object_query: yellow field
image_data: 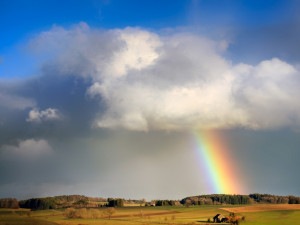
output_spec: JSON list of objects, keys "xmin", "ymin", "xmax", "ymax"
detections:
[
  {"xmin": 1, "ymin": 204, "xmax": 300, "ymax": 225},
  {"xmin": 123, "ymin": 203, "xmax": 144, "ymax": 207},
  {"xmin": 221, "ymin": 204, "xmax": 300, "ymax": 213}
]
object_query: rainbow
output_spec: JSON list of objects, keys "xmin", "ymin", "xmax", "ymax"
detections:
[{"xmin": 192, "ymin": 130, "xmax": 243, "ymax": 194}]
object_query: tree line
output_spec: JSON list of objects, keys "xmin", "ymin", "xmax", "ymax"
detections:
[
  {"xmin": 0, "ymin": 198, "xmax": 19, "ymax": 209},
  {"xmin": 154, "ymin": 200, "xmax": 177, "ymax": 206},
  {"xmin": 1, "ymin": 193, "xmax": 299, "ymax": 210},
  {"xmin": 249, "ymin": 193, "xmax": 290, "ymax": 204},
  {"xmin": 181, "ymin": 194, "xmax": 251, "ymax": 206},
  {"xmin": 181, "ymin": 194, "xmax": 300, "ymax": 206},
  {"xmin": 19, "ymin": 197, "xmax": 56, "ymax": 210}
]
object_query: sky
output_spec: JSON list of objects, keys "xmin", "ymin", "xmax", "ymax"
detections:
[{"xmin": 0, "ymin": 0, "xmax": 300, "ymax": 201}]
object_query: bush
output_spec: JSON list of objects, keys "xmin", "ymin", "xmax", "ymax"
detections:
[
  {"xmin": 64, "ymin": 207, "xmax": 103, "ymax": 219},
  {"xmin": 64, "ymin": 207, "xmax": 77, "ymax": 218},
  {"xmin": 77, "ymin": 208, "xmax": 88, "ymax": 218},
  {"xmin": 90, "ymin": 208, "xmax": 102, "ymax": 219}
]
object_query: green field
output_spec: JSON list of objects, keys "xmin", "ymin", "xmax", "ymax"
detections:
[{"xmin": 0, "ymin": 204, "xmax": 299, "ymax": 225}]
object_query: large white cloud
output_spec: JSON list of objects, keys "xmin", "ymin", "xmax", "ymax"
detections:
[
  {"xmin": 29, "ymin": 23, "xmax": 300, "ymax": 131},
  {"xmin": 232, "ymin": 58, "xmax": 300, "ymax": 129}
]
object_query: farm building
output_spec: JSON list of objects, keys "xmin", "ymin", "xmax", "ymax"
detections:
[{"xmin": 213, "ymin": 214, "xmax": 228, "ymax": 223}]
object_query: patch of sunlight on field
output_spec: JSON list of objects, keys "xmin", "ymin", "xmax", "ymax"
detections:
[
  {"xmin": 221, "ymin": 204, "xmax": 300, "ymax": 213},
  {"xmin": 241, "ymin": 210, "xmax": 300, "ymax": 225},
  {"xmin": 123, "ymin": 203, "xmax": 143, "ymax": 207}
]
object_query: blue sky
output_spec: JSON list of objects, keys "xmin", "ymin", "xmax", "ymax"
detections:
[
  {"xmin": 1, "ymin": 0, "xmax": 299, "ymax": 78},
  {"xmin": 1, "ymin": 0, "xmax": 300, "ymax": 200}
]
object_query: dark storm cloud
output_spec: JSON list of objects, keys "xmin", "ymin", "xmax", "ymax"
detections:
[{"xmin": 0, "ymin": 73, "xmax": 104, "ymax": 144}]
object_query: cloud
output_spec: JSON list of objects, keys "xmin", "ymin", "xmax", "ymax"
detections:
[
  {"xmin": 26, "ymin": 108, "xmax": 61, "ymax": 123},
  {"xmin": 0, "ymin": 139, "xmax": 53, "ymax": 160},
  {"xmin": 1, "ymin": 23, "xmax": 300, "ymax": 200},
  {"xmin": 27, "ymin": 23, "xmax": 300, "ymax": 131},
  {"xmin": 0, "ymin": 92, "xmax": 35, "ymax": 110},
  {"xmin": 232, "ymin": 58, "xmax": 300, "ymax": 129}
]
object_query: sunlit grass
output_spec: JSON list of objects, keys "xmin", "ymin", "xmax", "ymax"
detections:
[{"xmin": 0, "ymin": 205, "xmax": 299, "ymax": 225}]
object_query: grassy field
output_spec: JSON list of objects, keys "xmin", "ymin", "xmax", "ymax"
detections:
[{"xmin": 0, "ymin": 204, "xmax": 299, "ymax": 225}]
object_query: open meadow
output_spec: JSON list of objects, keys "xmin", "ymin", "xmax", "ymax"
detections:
[{"xmin": 1, "ymin": 204, "xmax": 300, "ymax": 225}]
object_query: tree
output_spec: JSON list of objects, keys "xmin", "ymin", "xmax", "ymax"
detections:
[
  {"xmin": 289, "ymin": 196, "xmax": 300, "ymax": 204},
  {"xmin": 108, "ymin": 198, "xmax": 124, "ymax": 207},
  {"xmin": 19, "ymin": 198, "xmax": 56, "ymax": 210},
  {"xmin": 184, "ymin": 201, "xmax": 191, "ymax": 208},
  {"xmin": 104, "ymin": 207, "xmax": 116, "ymax": 219},
  {"xmin": 0, "ymin": 198, "xmax": 19, "ymax": 209}
]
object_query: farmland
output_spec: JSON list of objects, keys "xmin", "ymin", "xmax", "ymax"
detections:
[{"xmin": 1, "ymin": 204, "xmax": 300, "ymax": 225}]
